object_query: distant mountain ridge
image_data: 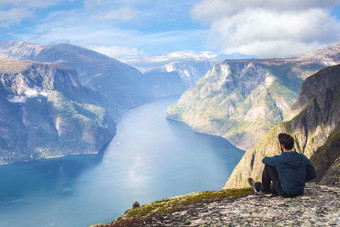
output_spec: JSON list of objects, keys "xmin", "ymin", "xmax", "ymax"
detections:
[
  {"xmin": 142, "ymin": 70, "xmax": 185, "ymax": 98},
  {"xmin": 224, "ymin": 64, "xmax": 340, "ymax": 189},
  {"xmin": 0, "ymin": 41, "xmax": 185, "ymax": 112},
  {"xmin": 167, "ymin": 43, "xmax": 340, "ymax": 151},
  {"xmin": 118, "ymin": 51, "xmax": 257, "ymax": 89},
  {"xmin": 163, "ymin": 60, "xmax": 213, "ymax": 87},
  {"xmin": 290, "ymin": 42, "xmax": 340, "ymax": 66},
  {"xmin": 0, "ymin": 41, "xmax": 46, "ymax": 59},
  {"xmin": 0, "ymin": 41, "xmax": 153, "ymax": 111},
  {"xmin": 0, "ymin": 57, "xmax": 115, "ymax": 164}
]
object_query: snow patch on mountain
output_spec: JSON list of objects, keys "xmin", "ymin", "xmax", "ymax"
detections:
[{"xmin": 7, "ymin": 88, "xmax": 49, "ymax": 103}]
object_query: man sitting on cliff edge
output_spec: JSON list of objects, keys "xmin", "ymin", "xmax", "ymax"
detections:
[{"xmin": 248, "ymin": 133, "xmax": 316, "ymax": 198}]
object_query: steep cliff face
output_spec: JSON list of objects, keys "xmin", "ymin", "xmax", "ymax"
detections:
[
  {"xmin": 167, "ymin": 59, "xmax": 327, "ymax": 150},
  {"xmin": 0, "ymin": 57, "xmax": 115, "ymax": 164},
  {"xmin": 167, "ymin": 44, "xmax": 340, "ymax": 151},
  {"xmin": 224, "ymin": 64, "xmax": 340, "ymax": 189},
  {"xmin": 163, "ymin": 60, "xmax": 213, "ymax": 87}
]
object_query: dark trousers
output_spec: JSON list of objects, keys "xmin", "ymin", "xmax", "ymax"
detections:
[{"xmin": 255, "ymin": 164, "xmax": 297, "ymax": 198}]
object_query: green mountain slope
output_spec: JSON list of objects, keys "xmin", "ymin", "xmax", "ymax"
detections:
[
  {"xmin": 167, "ymin": 44, "xmax": 340, "ymax": 151},
  {"xmin": 167, "ymin": 59, "xmax": 326, "ymax": 150}
]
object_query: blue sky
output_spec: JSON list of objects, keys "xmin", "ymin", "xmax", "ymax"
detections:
[{"xmin": 0, "ymin": 0, "xmax": 340, "ymax": 58}]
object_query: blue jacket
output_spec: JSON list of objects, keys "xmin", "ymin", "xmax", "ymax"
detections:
[{"xmin": 262, "ymin": 151, "xmax": 316, "ymax": 195}]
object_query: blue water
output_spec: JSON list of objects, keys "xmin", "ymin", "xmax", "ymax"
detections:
[{"xmin": 0, "ymin": 97, "xmax": 244, "ymax": 227}]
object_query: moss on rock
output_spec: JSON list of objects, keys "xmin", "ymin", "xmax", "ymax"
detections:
[{"xmin": 93, "ymin": 188, "xmax": 253, "ymax": 227}]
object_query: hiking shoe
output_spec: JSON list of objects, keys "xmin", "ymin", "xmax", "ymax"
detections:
[
  {"xmin": 255, "ymin": 190, "xmax": 272, "ymax": 197},
  {"xmin": 248, "ymin": 178, "xmax": 272, "ymax": 196},
  {"xmin": 247, "ymin": 178, "xmax": 257, "ymax": 192}
]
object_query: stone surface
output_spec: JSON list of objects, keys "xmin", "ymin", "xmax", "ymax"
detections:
[
  {"xmin": 320, "ymin": 157, "xmax": 340, "ymax": 187},
  {"xmin": 95, "ymin": 183, "xmax": 340, "ymax": 227},
  {"xmin": 152, "ymin": 184, "xmax": 340, "ymax": 227}
]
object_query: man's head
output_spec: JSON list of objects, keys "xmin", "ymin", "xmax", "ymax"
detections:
[{"xmin": 278, "ymin": 133, "xmax": 294, "ymax": 151}]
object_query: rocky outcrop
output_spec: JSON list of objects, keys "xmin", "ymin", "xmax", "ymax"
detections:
[
  {"xmin": 167, "ymin": 44, "xmax": 340, "ymax": 151},
  {"xmin": 320, "ymin": 157, "xmax": 340, "ymax": 187},
  {"xmin": 224, "ymin": 64, "xmax": 340, "ymax": 189},
  {"xmin": 93, "ymin": 183, "xmax": 339, "ymax": 226},
  {"xmin": 0, "ymin": 57, "xmax": 115, "ymax": 164}
]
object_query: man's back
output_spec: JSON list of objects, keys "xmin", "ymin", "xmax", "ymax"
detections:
[
  {"xmin": 248, "ymin": 133, "xmax": 316, "ymax": 197},
  {"xmin": 262, "ymin": 151, "xmax": 316, "ymax": 195}
]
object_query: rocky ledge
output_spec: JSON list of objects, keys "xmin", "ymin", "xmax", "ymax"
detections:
[{"xmin": 94, "ymin": 183, "xmax": 339, "ymax": 226}]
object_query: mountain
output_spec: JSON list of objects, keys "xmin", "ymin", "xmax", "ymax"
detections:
[
  {"xmin": 166, "ymin": 43, "xmax": 340, "ymax": 151},
  {"xmin": 163, "ymin": 59, "xmax": 214, "ymax": 87},
  {"xmin": 224, "ymin": 64, "xmax": 340, "ymax": 189},
  {"xmin": 122, "ymin": 56, "xmax": 215, "ymax": 89},
  {"xmin": 117, "ymin": 51, "xmax": 259, "ymax": 89},
  {"xmin": 0, "ymin": 57, "xmax": 115, "ymax": 164},
  {"xmin": 0, "ymin": 41, "xmax": 181, "ymax": 111},
  {"xmin": 117, "ymin": 51, "xmax": 217, "ymax": 71},
  {"xmin": 291, "ymin": 42, "xmax": 340, "ymax": 66},
  {"xmin": 142, "ymin": 70, "xmax": 185, "ymax": 97},
  {"xmin": 0, "ymin": 41, "xmax": 45, "ymax": 59}
]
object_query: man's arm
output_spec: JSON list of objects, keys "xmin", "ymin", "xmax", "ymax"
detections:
[
  {"xmin": 305, "ymin": 159, "xmax": 316, "ymax": 182},
  {"xmin": 262, "ymin": 155, "xmax": 280, "ymax": 166}
]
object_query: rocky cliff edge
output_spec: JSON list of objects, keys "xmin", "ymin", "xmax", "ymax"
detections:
[{"xmin": 92, "ymin": 183, "xmax": 339, "ymax": 226}]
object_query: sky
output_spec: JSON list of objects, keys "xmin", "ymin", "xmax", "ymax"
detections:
[{"xmin": 0, "ymin": 0, "xmax": 340, "ymax": 59}]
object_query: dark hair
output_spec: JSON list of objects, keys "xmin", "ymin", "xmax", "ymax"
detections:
[{"xmin": 278, "ymin": 133, "xmax": 294, "ymax": 150}]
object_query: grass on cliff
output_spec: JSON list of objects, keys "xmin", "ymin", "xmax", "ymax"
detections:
[{"xmin": 113, "ymin": 187, "xmax": 252, "ymax": 223}]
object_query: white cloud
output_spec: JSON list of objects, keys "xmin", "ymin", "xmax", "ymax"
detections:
[
  {"xmin": 7, "ymin": 95, "xmax": 27, "ymax": 103},
  {"xmin": 0, "ymin": 0, "xmax": 69, "ymax": 28},
  {"xmin": 90, "ymin": 45, "xmax": 141, "ymax": 58},
  {"xmin": 192, "ymin": 0, "xmax": 339, "ymax": 21},
  {"xmin": 24, "ymin": 88, "xmax": 39, "ymax": 97},
  {"xmin": 5, "ymin": 1, "xmax": 210, "ymax": 55},
  {"xmin": 16, "ymin": 23, "xmax": 142, "ymax": 47},
  {"xmin": 191, "ymin": 0, "xmax": 340, "ymax": 57},
  {"xmin": 115, "ymin": 50, "xmax": 218, "ymax": 72},
  {"xmin": 92, "ymin": 7, "xmax": 138, "ymax": 21},
  {"xmin": 15, "ymin": 13, "xmax": 209, "ymax": 57},
  {"xmin": 0, "ymin": 0, "xmax": 66, "ymax": 9},
  {"xmin": 0, "ymin": 8, "xmax": 33, "ymax": 28},
  {"xmin": 6, "ymin": 89, "xmax": 47, "ymax": 103}
]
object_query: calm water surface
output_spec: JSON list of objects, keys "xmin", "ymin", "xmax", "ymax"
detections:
[{"xmin": 0, "ymin": 97, "xmax": 244, "ymax": 227}]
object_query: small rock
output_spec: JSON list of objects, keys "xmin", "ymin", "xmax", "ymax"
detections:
[
  {"xmin": 132, "ymin": 201, "xmax": 140, "ymax": 209},
  {"xmin": 300, "ymin": 196, "xmax": 311, "ymax": 200}
]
